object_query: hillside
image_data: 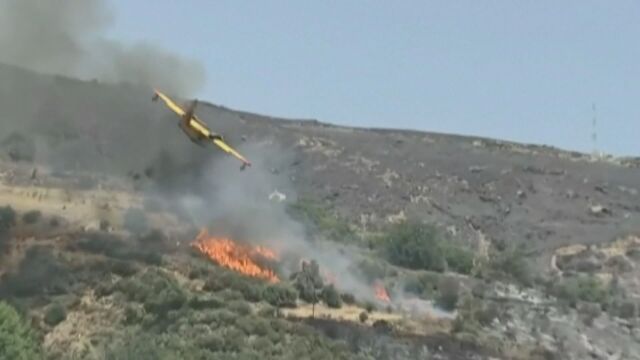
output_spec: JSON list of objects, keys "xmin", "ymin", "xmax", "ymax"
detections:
[{"xmin": 1, "ymin": 63, "xmax": 640, "ymax": 359}]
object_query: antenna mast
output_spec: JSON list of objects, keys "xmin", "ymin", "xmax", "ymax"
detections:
[{"xmin": 591, "ymin": 102, "xmax": 598, "ymax": 158}]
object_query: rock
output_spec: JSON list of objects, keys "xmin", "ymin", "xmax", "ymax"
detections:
[
  {"xmin": 589, "ymin": 204, "xmax": 611, "ymax": 216},
  {"xmin": 469, "ymin": 165, "xmax": 486, "ymax": 173},
  {"xmin": 565, "ymin": 189, "xmax": 578, "ymax": 199}
]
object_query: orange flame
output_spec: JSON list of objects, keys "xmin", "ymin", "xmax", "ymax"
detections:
[
  {"xmin": 374, "ymin": 281, "xmax": 391, "ymax": 303},
  {"xmin": 323, "ymin": 270, "xmax": 337, "ymax": 286},
  {"xmin": 192, "ymin": 229, "xmax": 279, "ymax": 283}
]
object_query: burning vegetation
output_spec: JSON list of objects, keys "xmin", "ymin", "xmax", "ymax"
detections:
[
  {"xmin": 192, "ymin": 228, "xmax": 279, "ymax": 283},
  {"xmin": 374, "ymin": 280, "xmax": 391, "ymax": 303}
]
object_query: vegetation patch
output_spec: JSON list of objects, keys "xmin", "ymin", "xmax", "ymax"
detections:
[
  {"xmin": 0, "ymin": 301, "xmax": 42, "ymax": 360},
  {"xmin": 287, "ymin": 198, "xmax": 358, "ymax": 243},
  {"xmin": 382, "ymin": 221, "xmax": 474, "ymax": 275},
  {"xmin": 22, "ymin": 210, "xmax": 42, "ymax": 225}
]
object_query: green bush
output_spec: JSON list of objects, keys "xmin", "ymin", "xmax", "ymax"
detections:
[
  {"xmin": 116, "ymin": 270, "xmax": 187, "ymax": 316},
  {"xmin": 44, "ymin": 303, "xmax": 67, "ymax": 326},
  {"xmin": 383, "ymin": 222, "xmax": 474, "ymax": 275},
  {"xmin": 228, "ymin": 300, "xmax": 253, "ymax": 316},
  {"xmin": 287, "ymin": 198, "xmax": 357, "ymax": 243},
  {"xmin": 321, "ymin": 284, "xmax": 342, "ymax": 309},
  {"xmin": 109, "ymin": 260, "xmax": 139, "ymax": 277},
  {"xmin": 0, "ymin": 205, "xmax": 16, "ymax": 231},
  {"xmin": 0, "ymin": 301, "xmax": 41, "ymax": 360},
  {"xmin": 340, "ymin": 292, "xmax": 356, "ymax": 305},
  {"xmin": 262, "ymin": 284, "xmax": 298, "ymax": 308},
  {"xmin": 403, "ymin": 272, "xmax": 439, "ymax": 297},
  {"xmin": 489, "ymin": 246, "xmax": 532, "ymax": 286},
  {"xmin": 357, "ymin": 258, "xmax": 391, "ymax": 282},
  {"xmin": 359, "ymin": 311, "xmax": 368, "ymax": 323},
  {"xmin": 551, "ymin": 275, "xmax": 608, "ymax": 307},
  {"xmin": 383, "ymin": 222, "xmax": 446, "ymax": 272},
  {"xmin": 22, "ymin": 210, "xmax": 42, "ymax": 224},
  {"xmin": 442, "ymin": 244, "xmax": 474, "ymax": 274}
]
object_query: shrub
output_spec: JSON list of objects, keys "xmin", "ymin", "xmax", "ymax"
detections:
[
  {"xmin": 0, "ymin": 246, "xmax": 70, "ymax": 297},
  {"xmin": 403, "ymin": 272, "xmax": 439, "ymax": 297},
  {"xmin": 116, "ymin": 270, "xmax": 187, "ymax": 316},
  {"xmin": 340, "ymin": 292, "xmax": 356, "ymax": 305},
  {"xmin": 0, "ymin": 301, "xmax": 41, "ymax": 359},
  {"xmin": 551, "ymin": 275, "xmax": 608, "ymax": 307},
  {"xmin": 109, "ymin": 260, "xmax": 139, "ymax": 277},
  {"xmin": 476, "ymin": 303, "xmax": 500, "ymax": 326},
  {"xmin": 2, "ymin": 132, "xmax": 35, "ymax": 162},
  {"xmin": 228, "ymin": 300, "xmax": 253, "ymax": 316},
  {"xmin": 442, "ymin": 244, "xmax": 474, "ymax": 274},
  {"xmin": 122, "ymin": 208, "xmax": 149, "ymax": 235},
  {"xmin": 609, "ymin": 300, "xmax": 637, "ymax": 319},
  {"xmin": 489, "ymin": 246, "xmax": 532, "ymax": 286},
  {"xmin": 359, "ymin": 311, "xmax": 368, "ymax": 323},
  {"xmin": 578, "ymin": 302, "xmax": 602, "ymax": 326},
  {"xmin": 0, "ymin": 205, "xmax": 16, "ymax": 231},
  {"xmin": 262, "ymin": 284, "xmax": 298, "ymax": 308},
  {"xmin": 435, "ymin": 277, "xmax": 460, "ymax": 311},
  {"xmin": 49, "ymin": 217, "xmax": 60, "ymax": 228},
  {"xmin": 364, "ymin": 302, "xmax": 376, "ymax": 313},
  {"xmin": 357, "ymin": 258, "xmax": 391, "ymax": 282},
  {"xmin": 22, "ymin": 210, "xmax": 42, "ymax": 224},
  {"xmin": 383, "ymin": 221, "xmax": 446, "ymax": 272},
  {"xmin": 237, "ymin": 282, "xmax": 265, "ymax": 303},
  {"xmin": 287, "ymin": 198, "xmax": 357, "ymax": 243},
  {"xmin": 44, "ymin": 303, "xmax": 67, "ymax": 326},
  {"xmin": 321, "ymin": 284, "xmax": 342, "ymax": 309},
  {"xmin": 137, "ymin": 229, "xmax": 167, "ymax": 250},
  {"xmin": 187, "ymin": 294, "xmax": 225, "ymax": 310}
]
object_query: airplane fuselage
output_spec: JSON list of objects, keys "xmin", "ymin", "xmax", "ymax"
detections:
[{"xmin": 179, "ymin": 119, "xmax": 207, "ymax": 146}]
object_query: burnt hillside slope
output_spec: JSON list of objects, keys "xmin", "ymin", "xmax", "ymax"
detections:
[{"xmin": 1, "ymin": 62, "xmax": 639, "ymax": 263}]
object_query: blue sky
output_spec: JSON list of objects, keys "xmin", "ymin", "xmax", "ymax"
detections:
[{"xmin": 107, "ymin": 1, "xmax": 639, "ymax": 156}]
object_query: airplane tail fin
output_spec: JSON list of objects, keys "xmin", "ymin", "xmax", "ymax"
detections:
[{"xmin": 183, "ymin": 99, "xmax": 198, "ymax": 121}]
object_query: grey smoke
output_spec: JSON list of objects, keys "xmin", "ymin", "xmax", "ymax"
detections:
[
  {"xmin": 0, "ymin": 0, "xmax": 205, "ymax": 96},
  {"xmin": 164, "ymin": 140, "xmax": 383, "ymax": 303}
]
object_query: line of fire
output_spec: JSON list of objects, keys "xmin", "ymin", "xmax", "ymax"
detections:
[{"xmin": 190, "ymin": 228, "xmax": 392, "ymax": 305}]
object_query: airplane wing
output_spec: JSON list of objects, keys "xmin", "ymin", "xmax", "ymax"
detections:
[
  {"xmin": 211, "ymin": 137, "xmax": 251, "ymax": 167},
  {"xmin": 153, "ymin": 89, "xmax": 186, "ymax": 116},
  {"xmin": 187, "ymin": 113, "xmax": 251, "ymax": 167}
]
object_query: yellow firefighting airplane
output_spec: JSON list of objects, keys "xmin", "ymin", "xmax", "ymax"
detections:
[{"xmin": 152, "ymin": 89, "xmax": 251, "ymax": 170}]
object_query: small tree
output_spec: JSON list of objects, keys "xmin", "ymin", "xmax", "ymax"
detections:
[{"xmin": 291, "ymin": 260, "xmax": 324, "ymax": 317}]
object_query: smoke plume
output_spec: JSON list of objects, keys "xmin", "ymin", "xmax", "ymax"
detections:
[
  {"xmin": 0, "ymin": 0, "xmax": 205, "ymax": 96},
  {"xmin": 158, "ymin": 140, "xmax": 380, "ymax": 303}
]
